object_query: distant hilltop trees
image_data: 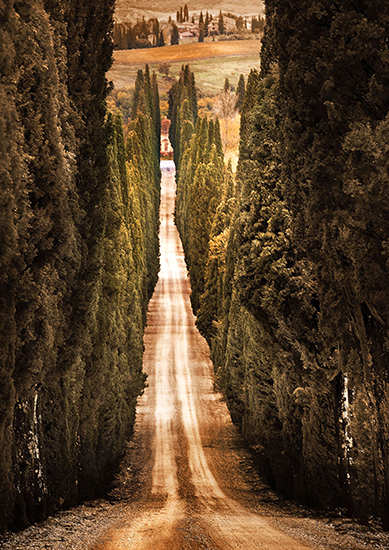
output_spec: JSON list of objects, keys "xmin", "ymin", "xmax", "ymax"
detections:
[
  {"xmin": 176, "ymin": 4, "xmax": 189, "ymax": 23},
  {"xmin": 113, "ymin": 9, "xmax": 265, "ymax": 51}
]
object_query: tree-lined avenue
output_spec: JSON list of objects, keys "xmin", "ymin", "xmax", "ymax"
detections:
[{"xmin": 91, "ymin": 160, "xmax": 314, "ymax": 550}]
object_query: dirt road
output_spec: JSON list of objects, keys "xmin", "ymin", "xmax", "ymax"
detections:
[{"xmin": 91, "ymin": 160, "xmax": 315, "ymax": 550}]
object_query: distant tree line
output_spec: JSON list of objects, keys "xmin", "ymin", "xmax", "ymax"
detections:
[
  {"xmin": 113, "ymin": 17, "xmax": 182, "ymax": 50},
  {"xmin": 176, "ymin": 4, "xmax": 189, "ymax": 23},
  {"xmin": 113, "ymin": 9, "xmax": 263, "ymax": 50},
  {"xmin": 113, "ymin": 18, "xmax": 165, "ymax": 49},
  {"xmin": 174, "ymin": 2, "xmax": 389, "ymax": 530},
  {"xmin": 222, "ymin": 11, "xmax": 265, "ymax": 33},
  {"xmin": 251, "ymin": 15, "xmax": 265, "ymax": 33},
  {"xmin": 0, "ymin": 0, "xmax": 160, "ymax": 535},
  {"xmin": 198, "ymin": 11, "xmax": 213, "ymax": 42}
]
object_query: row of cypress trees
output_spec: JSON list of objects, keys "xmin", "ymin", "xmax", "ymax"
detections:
[
  {"xmin": 174, "ymin": 3, "xmax": 389, "ymax": 529},
  {"xmin": 0, "ymin": 0, "xmax": 160, "ymax": 534},
  {"xmin": 169, "ymin": 66, "xmax": 234, "ymax": 316}
]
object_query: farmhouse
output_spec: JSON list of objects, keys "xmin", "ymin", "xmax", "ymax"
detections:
[{"xmin": 178, "ymin": 23, "xmax": 199, "ymax": 38}]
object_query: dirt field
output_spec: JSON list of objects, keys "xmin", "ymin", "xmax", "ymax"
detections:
[
  {"xmin": 108, "ymin": 41, "xmax": 260, "ymax": 95},
  {"xmin": 113, "ymin": 40, "xmax": 260, "ymax": 65}
]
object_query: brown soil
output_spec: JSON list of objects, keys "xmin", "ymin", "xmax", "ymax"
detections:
[{"xmin": 112, "ymin": 40, "xmax": 260, "ymax": 66}]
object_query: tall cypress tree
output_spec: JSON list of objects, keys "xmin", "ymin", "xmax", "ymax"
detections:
[
  {"xmin": 171, "ymin": 22, "xmax": 180, "ymax": 45},
  {"xmin": 262, "ymin": 0, "xmax": 389, "ymax": 524},
  {"xmin": 235, "ymin": 74, "xmax": 246, "ymax": 112},
  {"xmin": 0, "ymin": 0, "xmax": 161, "ymax": 533}
]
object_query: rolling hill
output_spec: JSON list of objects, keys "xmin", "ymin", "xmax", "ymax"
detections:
[{"xmin": 114, "ymin": 0, "xmax": 264, "ymax": 22}]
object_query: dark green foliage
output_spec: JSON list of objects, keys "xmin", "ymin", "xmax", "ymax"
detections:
[
  {"xmin": 196, "ymin": 161, "xmax": 235, "ymax": 340},
  {"xmin": 171, "ymin": 22, "xmax": 180, "ymax": 46},
  {"xmin": 218, "ymin": 10, "xmax": 224, "ymax": 35},
  {"xmin": 235, "ymin": 74, "xmax": 245, "ymax": 112},
  {"xmin": 10, "ymin": 0, "xmax": 81, "ymax": 525},
  {"xmin": 0, "ymin": 3, "xmax": 30, "ymax": 529},
  {"xmin": 169, "ymin": 68, "xmax": 227, "ymax": 315},
  {"xmin": 131, "ymin": 70, "xmax": 145, "ymax": 120},
  {"xmin": 251, "ymin": 15, "xmax": 265, "ymax": 34},
  {"xmin": 204, "ymin": 12, "xmax": 209, "ymax": 34},
  {"xmin": 113, "ymin": 17, "xmax": 164, "ymax": 50},
  {"xmin": 168, "ymin": 65, "xmax": 197, "ymax": 168},
  {"xmin": 158, "ymin": 30, "xmax": 165, "ymax": 47},
  {"xmin": 260, "ymin": 0, "xmax": 389, "ymax": 525},
  {"xmin": 189, "ymin": 0, "xmax": 389, "ymax": 528},
  {"xmin": 0, "ymin": 0, "xmax": 160, "ymax": 534}
]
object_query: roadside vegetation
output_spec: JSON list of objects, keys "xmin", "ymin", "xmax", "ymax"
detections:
[
  {"xmin": 173, "ymin": 1, "xmax": 389, "ymax": 532},
  {"xmin": 0, "ymin": 2, "xmax": 160, "ymax": 534},
  {"xmin": 113, "ymin": 0, "xmax": 264, "ymax": 22}
]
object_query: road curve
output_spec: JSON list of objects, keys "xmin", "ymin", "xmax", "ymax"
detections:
[{"xmin": 92, "ymin": 160, "xmax": 315, "ymax": 550}]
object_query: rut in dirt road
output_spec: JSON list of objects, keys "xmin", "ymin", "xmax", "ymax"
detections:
[{"xmin": 92, "ymin": 160, "xmax": 315, "ymax": 550}]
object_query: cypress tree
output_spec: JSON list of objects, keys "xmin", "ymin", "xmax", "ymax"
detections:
[
  {"xmin": 170, "ymin": 69, "xmax": 225, "ymax": 314},
  {"xmin": 218, "ymin": 10, "xmax": 224, "ymax": 35},
  {"xmin": 204, "ymin": 12, "xmax": 209, "ymax": 36},
  {"xmin": 235, "ymin": 74, "xmax": 246, "ymax": 112},
  {"xmin": 158, "ymin": 30, "xmax": 165, "ymax": 47},
  {"xmin": 0, "ymin": 0, "xmax": 161, "ymax": 533},
  {"xmin": 261, "ymin": 0, "xmax": 389, "ymax": 524},
  {"xmin": 171, "ymin": 22, "xmax": 180, "ymax": 45},
  {"xmin": 0, "ymin": 3, "xmax": 31, "ymax": 530}
]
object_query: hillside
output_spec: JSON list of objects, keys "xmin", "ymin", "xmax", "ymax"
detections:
[
  {"xmin": 114, "ymin": 0, "xmax": 264, "ymax": 21},
  {"xmin": 109, "ymin": 40, "xmax": 260, "ymax": 94},
  {"xmin": 112, "ymin": 40, "xmax": 260, "ymax": 65}
]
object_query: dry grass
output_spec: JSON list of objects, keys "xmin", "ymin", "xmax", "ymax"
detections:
[
  {"xmin": 113, "ymin": 40, "xmax": 260, "ymax": 65},
  {"xmin": 109, "ymin": 52, "xmax": 259, "ymax": 96},
  {"xmin": 109, "ymin": 40, "xmax": 260, "ymax": 95},
  {"xmin": 222, "ymin": 114, "xmax": 241, "ymax": 172}
]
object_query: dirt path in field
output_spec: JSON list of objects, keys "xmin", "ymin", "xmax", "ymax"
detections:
[{"xmin": 90, "ymin": 160, "xmax": 315, "ymax": 550}]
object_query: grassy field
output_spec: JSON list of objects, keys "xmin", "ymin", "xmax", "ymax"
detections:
[
  {"xmin": 108, "ymin": 40, "xmax": 260, "ymax": 95},
  {"xmin": 114, "ymin": 0, "xmax": 264, "ymax": 21},
  {"xmin": 108, "ymin": 37, "xmax": 261, "ymax": 169}
]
